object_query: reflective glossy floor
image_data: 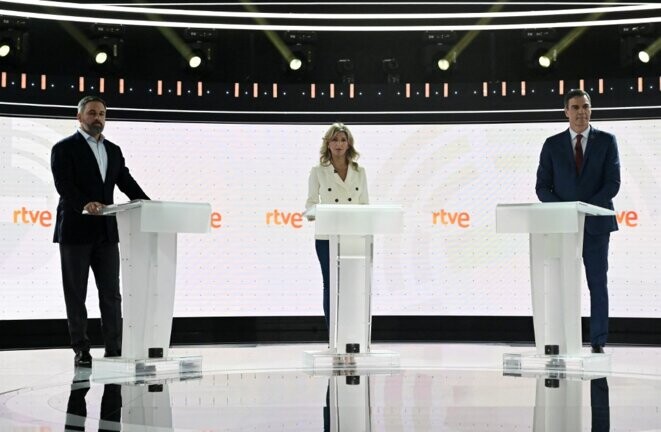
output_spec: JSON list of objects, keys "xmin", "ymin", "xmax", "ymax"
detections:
[{"xmin": 1, "ymin": 343, "xmax": 660, "ymax": 431}]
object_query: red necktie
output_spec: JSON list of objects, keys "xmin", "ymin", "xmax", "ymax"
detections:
[{"xmin": 575, "ymin": 134, "xmax": 583, "ymax": 174}]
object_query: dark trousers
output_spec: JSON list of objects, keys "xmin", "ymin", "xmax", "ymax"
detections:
[
  {"xmin": 315, "ymin": 240, "xmax": 330, "ymax": 328},
  {"xmin": 59, "ymin": 241, "xmax": 122, "ymax": 354},
  {"xmin": 590, "ymin": 377, "xmax": 610, "ymax": 432},
  {"xmin": 583, "ymin": 232, "xmax": 610, "ymax": 347}
]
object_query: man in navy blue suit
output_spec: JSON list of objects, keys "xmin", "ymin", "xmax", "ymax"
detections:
[
  {"xmin": 535, "ymin": 89, "xmax": 621, "ymax": 354},
  {"xmin": 51, "ymin": 96, "xmax": 150, "ymax": 367}
]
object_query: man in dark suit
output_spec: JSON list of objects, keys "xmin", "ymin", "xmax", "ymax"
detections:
[
  {"xmin": 51, "ymin": 95, "xmax": 150, "ymax": 367},
  {"xmin": 535, "ymin": 89, "xmax": 621, "ymax": 354}
]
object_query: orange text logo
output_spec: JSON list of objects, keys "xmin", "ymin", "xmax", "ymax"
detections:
[
  {"xmin": 210, "ymin": 211, "xmax": 223, "ymax": 229},
  {"xmin": 432, "ymin": 209, "xmax": 470, "ymax": 228},
  {"xmin": 615, "ymin": 210, "xmax": 638, "ymax": 227},
  {"xmin": 266, "ymin": 209, "xmax": 303, "ymax": 229},
  {"xmin": 13, "ymin": 207, "xmax": 52, "ymax": 227}
]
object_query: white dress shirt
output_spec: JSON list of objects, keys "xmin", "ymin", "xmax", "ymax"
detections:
[{"xmin": 78, "ymin": 128, "xmax": 107, "ymax": 182}]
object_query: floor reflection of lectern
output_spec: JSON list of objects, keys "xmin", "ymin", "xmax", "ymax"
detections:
[
  {"xmin": 92, "ymin": 200, "xmax": 211, "ymax": 378},
  {"xmin": 305, "ymin": 204, "xmax": 403, "ymax": 368},
  {"xmin": 326, "ymin": 374, "xmax": 372, "ymax": 432},
  {"xmin": 497, "ymin": 202, "xmax": 613, "ymax": 372}
]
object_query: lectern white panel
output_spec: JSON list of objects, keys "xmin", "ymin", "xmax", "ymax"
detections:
[
  {"xmin": 315, "ymin": 204, "xmax": 403, "ymax": 235},
  {"xmin": 496, "ymin": 202, "xmax": 614, "ymax": 360},
  {"xmin": 307, "ymin": 204, "xmax": 403, "ymax": 366},
  {"xmin": 96, "ymin": 200, "xmax": 211, "ymax": 369}
]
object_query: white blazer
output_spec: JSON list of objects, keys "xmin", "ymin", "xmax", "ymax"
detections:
[{"xmin": 306, "ymin": 163, "xmax": 369, "ymax": 239}]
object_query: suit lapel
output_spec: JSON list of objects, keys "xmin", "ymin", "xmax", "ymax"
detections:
[
  {"xmin": 583, "ymin": 126, "xmax": 598, "ymax": 168},
  {"xmin": 563, "ymin": 129, "xmax": 575, "ymax": 168}
]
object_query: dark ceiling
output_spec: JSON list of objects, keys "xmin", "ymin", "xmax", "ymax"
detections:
[{"xmin": 0, "ymin": 1, "xmax": 659, "ymax": 84}]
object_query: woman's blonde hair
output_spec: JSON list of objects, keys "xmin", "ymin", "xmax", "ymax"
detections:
[{"xmin": 319, "ymin": 122, "xmax": 360, "ymax": 169}]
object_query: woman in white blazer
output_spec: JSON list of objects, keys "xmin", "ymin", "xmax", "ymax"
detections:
[{"xmin": 305, "ymin": 123, "xmax": 369, "ymax": 328}]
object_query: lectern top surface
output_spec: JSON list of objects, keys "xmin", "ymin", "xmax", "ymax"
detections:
[{"xmin": 496, "ymin": 201, "xmax": 614, "ymax": 216}]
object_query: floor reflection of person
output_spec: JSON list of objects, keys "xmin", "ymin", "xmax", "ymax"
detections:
[
  {"xmin": 591, "ymin": 377, "xmax": 610, "ymax": 432},
  {"xmin": 65, "ymin": 369, "xmax": 122, "ymax": 431}
]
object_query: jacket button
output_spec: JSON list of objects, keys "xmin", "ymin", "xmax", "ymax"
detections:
[
  {"xmin": 348, "ymin": 198, "xmax": 352, "ymax": 202},
  {"xmin": 335, "ymin": 199, "xmax": 339, "ymax": 203},
  {"xmin": 328, "ymin": 188, "xmax": 332, "ymax": 191},
  {"xmin": 355, "ymin": 187, "xmax": 359, "ymax": 190}
]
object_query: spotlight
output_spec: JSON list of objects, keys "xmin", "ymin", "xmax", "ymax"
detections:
[
  {"xmin": 94, "ymin": 50, "xmax": 108, "ymax": 65},
  {"xmin": 538, "ymin": 55, "xmax": 551, "ymax": 68},
  {"xmin": 336, "ymin": 58, "xmax": 354, "ymax": 83},
  {"xmin": 283, "ymin": 31, "xmax": 316, "ymax": 77},
  {"xmin": 289, "ymin": 57, "xmax": 302, "ymax": 71},
  {"xmin": 437, "ymin": 58, "xmax": 451, "ymax": 71},
  {"xmin": 0, "ymin": 17, "xmax": 29, "ymax": 64},
  {"xmin": 89, "ymin": 24, "xmax": 124, "ymax": 69},
  {"xmin": 523, "ymin": 29, "xmax": 558, "ymax": 73},
  {"xmin": 285, "ymin": 44, "xmax": 313, "ymax": 75},
  {"xmin": 382, "ymin": 58, "xmax": 400, "ymax": 84},
  {"xmin": 619, "ymin": 24, "xmax": 658, "ymax": 69},
  {"xmin": 0, "ymin": 43, "xmax": 10, "ymax": 58},
  {"xmin": 638, "ymin": 50, "xmax": 650, "ymax": 63},
  {"xmin": 183, "ymin": 29, "xmax": 216, "ymax": 72},
  {"xmin": 423, "ymin": 32, "xmax": 457, "ymax": 75},
  {"xmin": 189, "ymin": 54, "xmax": 202, "ymax": 69}
]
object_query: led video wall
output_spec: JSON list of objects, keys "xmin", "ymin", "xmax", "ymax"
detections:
[{"xmin": 0, "ymin": 116, "xmax": 657, "ymax": 319}]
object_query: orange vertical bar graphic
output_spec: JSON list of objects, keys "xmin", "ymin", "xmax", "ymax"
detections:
[
  {"xmin": 424, "ymin": 83, "xmax": 430, "ymax": 98},
  {"xmin": 1, "ymin": 72, "xmax": 6, "ymax": 88},
  {"xmin": 443, "ymin": 82, "xmax": 448, "ymax": 97},
  {"xmin": 197, "ymin": 81, "xmax": 203, "ymax": 96},
  {"xmin": 521, "ymin": 81, "xmax": 526, "ymax": 96},
  {"xmin": 157, "ymin": 80, "xmax": 163, "ymax": 95},
  {"xmin": 234, "ymin": 82, "xmax": 239, "ymax": 98},
  {"xmin": 118, "ymin": 78, "xmax": 125, "ymax": 94},
  {"xmin": 482, "ymin": 82, "xmax": 488, "ymax": 97},
  {"xmin": 78, "ymin": 76, "xmax": 84, "ymax": 92},
  {"xmin": 349, "ymin": 83, "xmax": 354, "ymax": 99},
  {"xmin": 272, "ymin": 83, "xmax": 278, "ymax": 98},
  {"xmin": 559, "ymin": 80, "xmax": 564, "ymax": 95},
  {"xmin": 41, "ymin": 74, "xmax": 47, "ymax": 90},
  {"xmin": 638, "ymin": 77, "xmax": 643, "ymax": 93},
  {"xmin": 405, "ymin": 83, "xmax": 411, "ymax": 98},
  {"xmin": 330, "ymin": 83, "xmax": 335, "ymax": 98},
  {"xmin": 310, "ymin": 83, "xmax": 316, "ymax": 99},
  {"xmin": 598, "ymin": 78, "xmax": 604, "ymax": 94},
  {"xmin": 253, "ymin": 82, "xmax": 258, "ymax": 98},
  {"xmin": 99, "ymin": 77, "xmax": 105, "ymax": 93},
  {"xmin": 176, "ymin": 81, "xmax": 182, "ymax": 96}
]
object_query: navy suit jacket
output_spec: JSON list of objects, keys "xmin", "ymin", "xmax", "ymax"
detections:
[
  {"xmin": 51, "ymin": 131, "xmax": 149, "ymax": 244},
  {"xmin": 535, "ymin": 126, "xmax": 620, "ymax": 235}
]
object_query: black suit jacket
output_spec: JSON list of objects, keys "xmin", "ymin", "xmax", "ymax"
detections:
[
  {"xmin": 51, "ymin": 131, "xmax": 149, "ymax": 244},
  {"xmin": 535, "ymin": 126, "xmax": 620, "ymax": 235}
]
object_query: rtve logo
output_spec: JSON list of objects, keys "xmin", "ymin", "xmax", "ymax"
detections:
[
  {"xmin": 266, "ymin": 209, "xmax": 303, "ymax": 229},
  {"xmin": 432, "ymin": 209, "xmax": 471, "ymax": 228},
  {"xmin": 431, "ymin": 209, "xmax": 640, "ymax": 228},
  {"xmin": 12, "ymin": 207, "xmax": 225, "ymax": 229}
]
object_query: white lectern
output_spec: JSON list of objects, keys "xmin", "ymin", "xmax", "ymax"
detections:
[
  {"xmin": 92, "ymin": 200, "xmax": 211, "ymax": 378},
  {"xmin": 497, "ymin": 202, "xmax": 613, "ymax": 372},
  {"xmin": 305, "ymin": 204, "xmax": 403, "ymax": 368}
]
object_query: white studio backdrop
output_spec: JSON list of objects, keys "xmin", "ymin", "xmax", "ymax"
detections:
[{"xmin": 0, "ymin": 116, "xmax": 657, "ymax": 319}]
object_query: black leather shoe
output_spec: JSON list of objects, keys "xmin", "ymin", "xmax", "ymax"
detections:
[
  {"xmin": 104, "ymin": 350, "xmax": 121, "ymax": 358},
  {"xmin": 591, "ymin": 345, "xmax": 605, "ymax": 354},
  {"xmin": 74, "ymin": 350, "xmax": 92, "ymax": 367}
]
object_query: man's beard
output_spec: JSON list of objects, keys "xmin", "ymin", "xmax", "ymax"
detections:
[{"xmin": 87, "ymin": 122, "xmax": 104, "ymax": 136}]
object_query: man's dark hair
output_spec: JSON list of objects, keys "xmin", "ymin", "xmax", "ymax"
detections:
[
  {"xmin": 77, "ymin": 95, "xmax": 107, "ymax": 114},
  {"xmin": 564, "ymin": 89, "xmax": 591, "ymax": 108}
]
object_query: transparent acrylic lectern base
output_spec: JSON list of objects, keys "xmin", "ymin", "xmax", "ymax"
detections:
[
  {"xmin": 304, "ymin": 349, "xmax": 400, "ymax": 369},
  {"xmin": 92, "ymin": 355, "xmax": 202, "ymax": 379},
  {"xmin": 503, "ymin": 351, "xmax": 611, "ymax": 374}
]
